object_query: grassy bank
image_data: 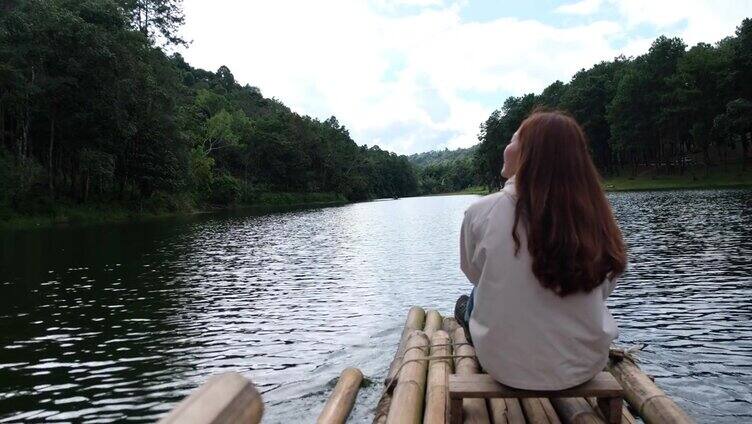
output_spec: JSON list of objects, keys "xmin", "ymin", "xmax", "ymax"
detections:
[
  {"xmin": 602, "ymin": 165, "xmax": 752, "ymax": 191},
  {"xmin": 251, "ymin": 192, "xmax": 347, "ymax": 207},
  {"xmin": 0, "ymin": 192, "xmax": 348, "ymax": 230},
  {"xmin": 429, "ymin": 186, "xmax": 489, "ymax": 196},
  {"xmin": 433, "ymin": 165, "xmax": 752, "ymax": 197},
  {"xmin": 0, "ymin": 204, "xmax": 139, "ymax": 229}
]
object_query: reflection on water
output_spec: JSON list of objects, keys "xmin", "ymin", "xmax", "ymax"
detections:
[{"xmin": 1, "ymin": 190, "xmax": 751, "ymax": 422}]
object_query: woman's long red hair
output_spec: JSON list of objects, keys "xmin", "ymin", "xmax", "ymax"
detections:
[{"xmin": 512, "ymin": 110, "xmax": 627, "ymax": 296}]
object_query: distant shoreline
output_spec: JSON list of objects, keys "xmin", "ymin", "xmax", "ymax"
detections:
[
  {"xmin": 434, "ymin": 166, "xmax": 752, "ymax": 196},
  {"xmin": 4, "ymin": 169, "xmax": 751, "ymax": 230},
  {"xmin": 0, "ymin": 194, "xmax": 348, "ymax": 231},
  {"xmin": 601, "ymin": 167, "xmax": 752, "ymax": 191}
]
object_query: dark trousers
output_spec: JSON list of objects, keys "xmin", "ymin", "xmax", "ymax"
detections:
[{"xmin": 454, "ymin": 286, "xmax": 475, "ymax": 345}]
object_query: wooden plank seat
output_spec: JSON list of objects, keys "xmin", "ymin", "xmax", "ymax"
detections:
[{"xmin": 448, "ymin": 371, "xmax": 624, "ymax": 424}]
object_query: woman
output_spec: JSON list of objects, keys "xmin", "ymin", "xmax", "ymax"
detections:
[{"xmin": 455, "ymin": 110, "xmax": 627, "ymax": 390}]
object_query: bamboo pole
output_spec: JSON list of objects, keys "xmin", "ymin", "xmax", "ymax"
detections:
[
  {"xmin": 608, "ymin": 358, "xmax": 694, "ymax": 424},
  {"xmin": 386, "ymin": 306, "xmax": 427, "ymax": 384},
  {"xmin": 317, "ymin": 367, "xmax": 364, "ymax": 424},
  {"xmin": 159, "ymin": 372, "xmax": 263, "ymax": 424},
  {"xmin": 374, "ymin": 306, "xmax": 427, "ymax": 424},
  {"xmin": 443, "ymin": 317, "xmax": 460, "ymax": 338},
  {"xmin": 550, "ymin": 398, "xmax": 604, "ymax": 424},
  {"xmin": 424, "ymin": 309, "xmax": 443, "ymax": 339},
  {"xmin": 585, "ymin": 397, "xmax": 637, "ymax": 424},
  {"xmin": 451, "ymin": 326, "xmax": 491, "ymax": 423},
  {"xmin": 520, "ymin": 398, "xmax": 562, "ymax": 424},
  {"xmin": 423, "ymin": 330, "xmax": 453, "ymax": 424},
  {"xmin": 488, "ymin": 398, "xmax": 526, "ymax": 424},
  {"xmin": 386, "ymin": 330, "xmax": 430, "ymax": 424}
]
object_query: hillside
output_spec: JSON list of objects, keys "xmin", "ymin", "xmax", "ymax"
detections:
[
  {"xmin": 408, "ymin": 145, "xmax": 482, "ymax": 194},
  {"xmin": 408, "ymin": 145, "xmax": 478, "ymax": 168},
  {"xmin": 0, "ymin": 0, "xmax": 418, "ymax": 227}
]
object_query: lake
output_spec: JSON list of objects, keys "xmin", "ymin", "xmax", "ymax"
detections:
[{"xmin": 1, "ymin": 190, "xmax": 751, "ymax": 423}]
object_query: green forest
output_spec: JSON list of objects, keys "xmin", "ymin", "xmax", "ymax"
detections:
[
  {"xmin": 1, "ymin": 1, "xmax": 751, "ymax": 226},
  {"xmin": 475, "ymin": 18, "xmax": 752, "ymax": 190},
  {"xmin": 0, "ymin": 0, "xmax": 418, "ymax": 225},
  {"xmin": 408, "ymin": 146, "xmax": 480, "ymax": 194}
]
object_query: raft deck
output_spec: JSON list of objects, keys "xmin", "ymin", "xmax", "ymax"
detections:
[{"xmin": 366, "ymin": 306, "xmax": 694, "ymax": 424}]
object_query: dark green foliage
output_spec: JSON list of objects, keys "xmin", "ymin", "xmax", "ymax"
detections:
[
  {"xmin": 117, "ymin": 0, "xmax": 186, "ymax": 45},
  {"xmin": 732, "ymin": 18, "xmax": 752, "ymax": 99},
  {"xmin": 408, "ymin": 145, "xmax": 477, "ymax": 167},
  {"xmin": 409, "ymin": 147, "xmax": 480, "ymax": 194},
  {"xmin": 560, "ymin": 58, "xmax": 626, "ymax": 173},
  {"xmin": 722, "ymin": 98, "xmax": 752, "ymax": 169},
  {"xmin": 210, "ymin": 173, "xmax": 240, "ymax": 206},
  {"xmin": 0, "ymin": 0, "xmax": 418, "ymax": 220},
  {"xmin": 417, "ymin": 157, "xmax": 478, "ymax": 194},
  {"xmin": 474, "ymin": 20, "xmax": 752, "ymax": 190},
  {"xmin": 476, "ymin": 94, "xmax": 537, "ymax": 189}
]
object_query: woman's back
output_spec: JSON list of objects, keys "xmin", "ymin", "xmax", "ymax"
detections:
[
  {"xmin": 459, "ymin": 110, "xmax": 625, "ymax": 390},
  {"xmin": 462, "ymin": 178, "xmax": 618, "ymax": 390}
]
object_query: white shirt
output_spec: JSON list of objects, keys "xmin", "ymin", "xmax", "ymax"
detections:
[{"xmin": 460, "ymin": 177, "xmax": 619, "ymax": 390}]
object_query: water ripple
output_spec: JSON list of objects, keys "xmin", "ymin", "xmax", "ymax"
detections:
[{"xmin": 1, "ymin": 190, "xmax": 751, "ymax": 422}]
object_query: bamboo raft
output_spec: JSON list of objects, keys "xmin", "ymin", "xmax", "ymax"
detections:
[
  {"xmin": 366, "ymin": 306, "xmax": 694, "ymax": 424},
  {"xmin": 160, "ymin": 306, "xmax": 695, "ymax": 424}
]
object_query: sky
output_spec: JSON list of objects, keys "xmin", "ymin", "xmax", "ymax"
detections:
[{"xmin": 178, "ymin": 0, "xmax": 752, "ymax": 155}]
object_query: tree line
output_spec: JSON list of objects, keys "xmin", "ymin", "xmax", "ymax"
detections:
[
  {"xmin": 0, "ymin": 0, "xmax": 418, "ymax": 219},
  {"xmin": 408, "ymin": 147, "xmax": 481, "ymax": 194},
  {"xmin": 2, "ymin": 0, "xmax": 749, "ymax": 217},
  {"xmin": 476, "ymin": 19, "xmax": 752, "ymax": 190}
]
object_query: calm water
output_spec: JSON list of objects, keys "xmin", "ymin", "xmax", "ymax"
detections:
[{"xmin": 1, "ymin": 191, "xmax": 751, "ymax": 423}]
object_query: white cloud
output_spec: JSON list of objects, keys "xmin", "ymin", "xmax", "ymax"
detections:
[
  {"xmin": 609, "ymin": 0, "xmax": 752, "ymax": 46},
  {"xmin": 555, "ymin": 0, "xmax": 602, "ymax": 15},
  {"xmin": 178, "ymin": 0, "xmax": 751, "ymax": 154},
  {"xmin": 373, "ymin": 0, "xmax": 446, "ymax": 8},
  {"xmin": 618, "ymin": 37, "xmax": 654, "ymax": 57}
]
